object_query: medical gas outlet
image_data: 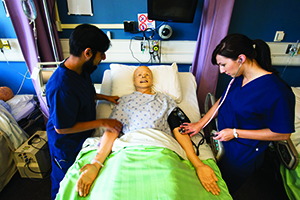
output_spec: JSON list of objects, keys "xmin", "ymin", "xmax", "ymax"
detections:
[
  {"xmin": 0, "ymin": 39, "xmax": 11, "ymax": 50},
  {"xmin": 286, "ymin": 40, "xmax": 299, "ymax": 56}
]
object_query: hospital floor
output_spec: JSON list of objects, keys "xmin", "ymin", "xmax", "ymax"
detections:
[
  {"xmin": 0, "ymin": 119, "xmax": 51, "ymax": 200},
  {"xmin": 0, "ymin": 122, "xmax": 290, "ymax": 200}
]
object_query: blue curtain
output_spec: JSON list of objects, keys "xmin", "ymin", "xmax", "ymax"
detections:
[
  {"xmin": 4, "ymin": 0, "xmax": 63, "ymax": 120},
  {"xmin": 191, "ymin": 0, "xmax": 235, "ymax": 114}
]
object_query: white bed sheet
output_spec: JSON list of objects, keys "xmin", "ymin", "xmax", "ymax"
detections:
[
  {"xmin": 93, "ymin": 70, "xmax": 215, "ymax": 161},
  {"xmin": 6, "ymin": 95, "xmax": 37, "ymax": 122}
]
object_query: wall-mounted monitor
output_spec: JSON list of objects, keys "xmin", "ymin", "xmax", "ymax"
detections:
[{"xmin": 147, "ymin": 0, "xmax": 198, "ymax": 23}]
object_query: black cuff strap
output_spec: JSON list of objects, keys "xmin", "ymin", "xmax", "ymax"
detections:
[{"xmin": 167, "ymin": 107, "xmax": 190, "ymax": 132}]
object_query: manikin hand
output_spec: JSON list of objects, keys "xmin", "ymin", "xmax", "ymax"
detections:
[
  {"xmin": 196, "ymin": 164, "xmax": 220, "ymax": 196},
  {"xmin": 76, "ymin": 163, "xmax": 100, "ymax": 197}
]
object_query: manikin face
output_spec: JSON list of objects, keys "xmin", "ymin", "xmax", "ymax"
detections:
[
  {"xmin": 133, "ymin": 66, "xmax": 153, "ymax": 91},
  {"xmin": 216, "ymin": 54, "xmax": 241, "ymax": 77}
]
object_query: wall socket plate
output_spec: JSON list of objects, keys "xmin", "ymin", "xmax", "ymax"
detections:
[{"xmin": 274, "ymin": 31, "xmax": 285, "ymax": 42}]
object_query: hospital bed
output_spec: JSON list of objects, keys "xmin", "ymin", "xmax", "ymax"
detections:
[
  {"xmin": 280, "ymin": 87, "xmax": 300, "ymax": 200},
  {"xmin": 8, "ymin": 94, "xmax": 43, "ymax": 130},
  {"xmin": 0, "ymin": 94, "xmax": 42, "ymax": 192},
  {"xmin": 55, "ymin": 63, "xmax": 232, "ymax": 200}
]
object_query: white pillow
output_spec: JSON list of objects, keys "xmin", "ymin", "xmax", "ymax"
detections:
[{"xmin": 110, "ymin": 63, "xmax": 183, "ymax": 103}]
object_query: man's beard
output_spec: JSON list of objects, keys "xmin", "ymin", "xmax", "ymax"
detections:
[{"xmin": 82, "ymin": 57, "xmax": 98, "ymax": 74}]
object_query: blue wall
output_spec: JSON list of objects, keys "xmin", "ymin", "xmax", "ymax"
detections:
[
  {"xmin": 56, "ymin": 0, "xmax": 202, "ymax": 40},
  {"xmin": 229, "ymin": 0, "xmax": 299, "ymax": 42},
  {"xmin": 215, "ymin": 0, "xmax": 300, "ymax": 98},
  {"xmin": 0, "ymin": 3, "xmax": 35, "ymax": 94},
  {"xmin": 1, "ymin": 0, "xmax": 300, "ymax": 96}
]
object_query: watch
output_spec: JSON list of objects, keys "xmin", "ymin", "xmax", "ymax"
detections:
[{"xmin": 233, "ymin": 128, "xmax": 239, "ymax": 138}]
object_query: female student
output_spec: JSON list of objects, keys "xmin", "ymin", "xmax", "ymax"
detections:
[{"xmin": 182, "ymin": 33, "xmax": 295, "ymax": 193}]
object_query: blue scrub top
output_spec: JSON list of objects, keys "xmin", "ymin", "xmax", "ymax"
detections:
[
  {"xmin": 46, "ymin": 62, "xmax": 96, "ymax": 169},
  {"xmin": 218, "ymin": 73, "xmax": 295, "ymax": 176}
]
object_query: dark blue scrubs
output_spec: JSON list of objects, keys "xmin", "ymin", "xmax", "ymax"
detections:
[
  {"xmin": 217, "ymin": 73, "xmax": 295, "ymax": 193},
  {"xmin": 46, "ymin": 62, "xmax": 96, "ymax": 200}
]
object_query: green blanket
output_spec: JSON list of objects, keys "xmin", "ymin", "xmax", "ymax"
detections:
[
  {"xmin": 280, "ymin": 155, "xmax": 300, "ymax": 200},
  {"xmin": 56, "ymin": 146, "xmax": 232, "ymax": 200}
]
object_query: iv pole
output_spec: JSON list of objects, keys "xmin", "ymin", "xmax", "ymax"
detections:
[
  {"xmin": 21, "ymin": 0, "xmax": 59, "ymax": 62},
  {"xmin": 42, "ymin": 0, "xmax": 59, "ymax": 62}
]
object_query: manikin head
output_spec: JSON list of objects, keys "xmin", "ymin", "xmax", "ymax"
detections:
[
  {"xmin": 133, "ymin": 66, "xmax": 153, "ymax": 94},
  {"xmin": 0, "ymin": 86, "xmax": 14, "ymax": 101}
]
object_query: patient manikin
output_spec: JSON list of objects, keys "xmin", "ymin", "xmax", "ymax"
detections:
[
  {"xmin": 0, "ymin": 86, "xmax": 14, "ymax": 101},
  {"xmin": 0, "ymin": 86, "xmax": 14, "ymax": 112},
  {"xmin": 75, "ymin": 66, "xmax": 220, "ymax": 197}
]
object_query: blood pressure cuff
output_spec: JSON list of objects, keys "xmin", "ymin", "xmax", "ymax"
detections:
[{"xmin": 167, "ymin": 107, "xmax": 190, "ymax": 132}]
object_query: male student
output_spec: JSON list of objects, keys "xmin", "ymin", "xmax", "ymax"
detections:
[{"xmin": 46, "ymin": 24, "xmax": 122, "ymax": 200}]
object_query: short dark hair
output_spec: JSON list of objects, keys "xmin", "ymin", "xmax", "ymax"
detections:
[
  {"xmin": 212, "ymin": 33, "xmax": 278, "ymax": 74},
  {"xmin": 69, "ymin": 24, "xmax": 110, "ymax": 56}
]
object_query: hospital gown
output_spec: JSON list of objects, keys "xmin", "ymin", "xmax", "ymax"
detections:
[{"xmin": 109, "ymin": 91, "xmax": 177, "ymax": 136}]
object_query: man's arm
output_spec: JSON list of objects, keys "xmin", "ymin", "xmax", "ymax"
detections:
[
  {"xmin": 55, "ymin": 118, "xmax": 122, "ymax": 134},
  {"xmin": 95, "ymin": 93, "xmax": 119, "ymax": 104},
  {"xmin": 173, "ymin": 127, "xmax": 220, "ymax": 196}
]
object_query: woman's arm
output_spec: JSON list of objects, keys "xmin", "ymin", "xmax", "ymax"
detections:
[
  {"xmin": 215, "ymin": 128, "xmax": 291, "ymax": 141},
  {"xmin": 173, "ymin": 128, "xmax": 220, "ymax": 196},
  {"xmin": 181, "ymin": 98, "xmax": 221, "ymax": 136},
  {"xmin": 76, "ymin": 130, "xmax": 119, "ymax": 197}
]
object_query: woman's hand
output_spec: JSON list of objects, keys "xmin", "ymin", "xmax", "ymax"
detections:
[
  {"xmin": 76, "ymin": 164, "xmax": 100, "ymax": 197},
  {"xmin": 196, "ymin": 164, "xmax": 220, "ymax": 195},
  {"xmin": 214, "ymin": 128, "xmax": 234, "ymax": 141},
  {"xmin": 180, "ymin": 122, "xmax": 202, "ymax": 137}
]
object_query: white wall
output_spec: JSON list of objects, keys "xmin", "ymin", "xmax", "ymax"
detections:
[{"xmin": 1, "ymin": 38, "xmax": 300, "ymax": 66}]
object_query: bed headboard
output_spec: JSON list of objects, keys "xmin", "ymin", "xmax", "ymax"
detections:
[{"xmin": 35, "ymin": 62, "xmax": 60, "ymax": 96}]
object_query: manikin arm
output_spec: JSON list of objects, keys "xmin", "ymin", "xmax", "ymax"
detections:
[
  {"xmin": 76, "ymin": 130, "xmax": 119, "ymax": 197},
  {"xmin": 173, "ymin": 127, "xmax": 220, "ymax": 196}
]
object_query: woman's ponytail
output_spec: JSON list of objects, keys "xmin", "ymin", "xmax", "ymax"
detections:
[{"xmin": 253, "ymin": 39, "xmax": 279, "ymax": 75}]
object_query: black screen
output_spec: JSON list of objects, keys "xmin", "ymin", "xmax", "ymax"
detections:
[{"xmin": 147, "ymin": 0, "xmax": 198, "ymax": 23}]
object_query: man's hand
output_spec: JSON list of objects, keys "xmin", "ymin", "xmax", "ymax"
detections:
[
  {"xmin": 76, "ymin": 164, "xmax": 99, "ymax": 197},
  {"xmin": 105, "ymin": 95, "xmax": 120, "ymax": 104},
  {"xmin": 196, "ymin": 164, "xmax": 220, "ymax": 195},
  {"xmin": 95, "ymin": 94, "xmax": 119, "ymax": 104},
  {"xmin": 101, "ymin": 119, "xmax": 123, "ymax": 133}
]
